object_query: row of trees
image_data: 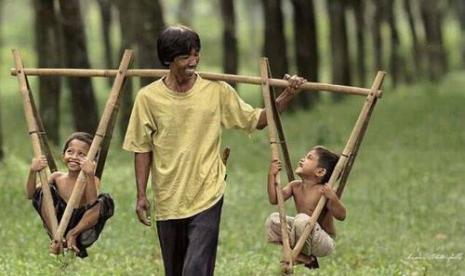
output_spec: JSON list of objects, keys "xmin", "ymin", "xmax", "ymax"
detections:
[{"xmin": 0, "ymin": 0, "xmax": 464, "ymax": 161}]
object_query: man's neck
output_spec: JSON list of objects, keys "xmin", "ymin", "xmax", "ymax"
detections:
[{"xmin": 165, "ymin": 72, "xmax": 196, "ymax": 92}]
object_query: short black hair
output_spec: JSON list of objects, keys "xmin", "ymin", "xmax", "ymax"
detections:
[
  {"xmin": 313, "ymin": 146, "xmax": 340, "ymax": 184},
  {"xmin": 62, "ymin": 132, "xmax": 93, "ymax": 154},
  {"xmin": 157, "ymin": 25, "xmax": 201, "ymax": 67}
]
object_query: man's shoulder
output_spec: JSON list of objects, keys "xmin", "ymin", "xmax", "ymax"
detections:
[
  {"xmin": 197, "ymin": 76, "xmax": 231, "ymax": 91},
  {"xmin": 140, "ymin": 79, "xmax": 164, "ymax": 93},
  {"xmin": 136, "ymin": 79, "xmax": 165, "ymax": 100}
]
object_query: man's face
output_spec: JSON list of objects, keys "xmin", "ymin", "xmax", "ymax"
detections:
[{"xmin": 171, "ymin": 48, "xmax": 200, "ymax": 79}]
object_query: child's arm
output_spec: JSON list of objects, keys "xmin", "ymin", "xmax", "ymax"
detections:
[
  {"xmin": 320, "ymin": 184, "xmax": 346, "ymax": 221},
  {"xmin": 80, "ymin": 157, "xmax": 99, "ymax": 203},
  {"xmin": 267, "ymin": 159, "xmax": 293, "ymax": 204},
  {"xmin": 26, "ymin": 156, "xmax": 48, "ymax": 199}
]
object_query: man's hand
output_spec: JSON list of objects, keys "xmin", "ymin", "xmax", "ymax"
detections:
[
  {"xmin": 31, "ymin": 156, "xmax": 48, "ymax": 172},
  {"xmin": 136, "ymin": 196, "xmax": 152, "ymax": 226},
  {"xmin": 269, "ymin": 159, "xmax": 282, "ymax": 178},
  {"xmin": 320, "ymin": 184, "xmax": 338, "ymax": 201},
  {"xmin": 283, "ymin": 74, "xmax": 307, "ymax": 94}
]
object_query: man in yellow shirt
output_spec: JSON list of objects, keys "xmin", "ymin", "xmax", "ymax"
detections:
[{"xmin": 123, "ymin": 25, "xmax": 305, "ymax": 276}]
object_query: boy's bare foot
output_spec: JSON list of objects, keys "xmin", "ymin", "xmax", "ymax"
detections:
[
  {"xmin": 65, "ymin": 233, "xmax": 80, "ymax": 254},
  {"xmin": 295, "ymin": 253, "xmax": 319, "ymax": 269},
  {"xmin": 49, "ymin": 239, "xmax": 64, "ymax": 255}
]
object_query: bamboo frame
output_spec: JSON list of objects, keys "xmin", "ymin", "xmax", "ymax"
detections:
[
  {"xmin": 10, "ymin": 68, "xmax": 382, "ymax": 97},
  {"xmin": 290, "ymin": 71, "xmax": 386, "ymax": 261},
  {"xmin": 260, "ymin": 58, "xmax": 293, "ymax": 274},
  {"xmin": 29, "ymin": 90, "xmax": 58, "ymax": 173},
  {"xmin": 12, "ymin": 49, "xmax": 384, "ymax": 265},
  {"xmin": 49, "ymin": 50, "xmax": 133, "ymax": 254},
  {"xmin": 12, "ymin": 49, "xmax": 59, "ymax": 234},
  {"xmin": 267, "ymin": 64, "xmax": 295, "ymax": 183},
  {"xmin": 95, "ymin": 87, "xmax": 122, "ymax": 179}
]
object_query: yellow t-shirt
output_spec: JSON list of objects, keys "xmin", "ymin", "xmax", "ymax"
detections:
[{"xmin": 123, "ymin": 75, "xmax": 262, "ymax": 220}]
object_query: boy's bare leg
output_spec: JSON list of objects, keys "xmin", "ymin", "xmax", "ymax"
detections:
[{"xmin": 65, "ymin": 203, "xmax": 101, "ymax": 253}]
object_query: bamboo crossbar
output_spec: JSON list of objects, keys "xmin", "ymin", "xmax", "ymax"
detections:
[
  {"xmin": 10, "ymin": 68, "xmax": 381, "ymax": 97},
  {"xmin": 260, "ymin": 58, "xmax": 293, "ymax": 274},
  {"xmin": 290, "ymin": 71, "xmax": 386, "ymax": 261},
  {"xmin": 12, "ymin": 49, "xmax": 59, "ymax": 235},
  {"xmin": 50, "ymin": 50, "xmax": 133, "ymax": 253}
]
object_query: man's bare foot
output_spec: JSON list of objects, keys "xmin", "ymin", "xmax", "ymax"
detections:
[{"xmin": 65, "ymin": 233, "xmax": 80, "ymax": 254}]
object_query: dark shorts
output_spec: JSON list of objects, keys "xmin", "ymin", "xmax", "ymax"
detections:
[{"xmin": 32, "ymin": 183, "xmax": 114, "ymax": 257}]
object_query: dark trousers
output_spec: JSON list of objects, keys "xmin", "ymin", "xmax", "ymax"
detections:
[{"xmin": 156, "ymin": 197, "xmax": 224, "ymax": 276}]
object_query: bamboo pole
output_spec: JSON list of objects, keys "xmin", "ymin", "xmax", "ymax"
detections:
[
  {"xmin": 95, "ymin": 95, "xmax": 120, "ymax": 179},
  {"xmin": 10, "ymin": 68, "xmax": 381, "ymax": 97},
  {"xmin": 50, "ymin": 50, "xmax": 133, "ymax": 254},
  {"xmin": 269, "ymin": 76, "xmax": 295, "ymax": 183},
  {"xmin": 12, "ymin": 49, "xmax": 59, "ymax": 234},
  {"xmin": 260, "ymin": 58, "xmax": 293, "ymax": 274},
  {"xmin": 29, "ymin": 87, "xmax": 58, "ymax": 173},
  {"xmin": 290, "ymin": 71, "xmax": 385, "ymax": 261},
  {"xmin": 336, "ymin": 88, "xmax": 378, "ymax": 198}
]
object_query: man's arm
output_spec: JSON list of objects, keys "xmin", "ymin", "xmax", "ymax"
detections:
[
  {"xmin": 256, "ymin": 74, "xmax": 306, "ymax": 130},
  {"xmin": 135, "ymin": 152, "xmax": 152, "ymax": 226}
]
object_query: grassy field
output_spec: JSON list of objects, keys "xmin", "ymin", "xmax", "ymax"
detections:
[{"xmin": 1, "ymin": 71, "xmax": 464, "ymax": 275}]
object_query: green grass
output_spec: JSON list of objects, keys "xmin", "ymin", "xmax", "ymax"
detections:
[{"xmin": 1, "ymin": 71, "xmax": 464, "ymax": 275}]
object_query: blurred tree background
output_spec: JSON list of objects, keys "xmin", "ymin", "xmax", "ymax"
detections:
[{"xmin": 1, "ymin": 0, "xmax": 463, "ymax": 154}]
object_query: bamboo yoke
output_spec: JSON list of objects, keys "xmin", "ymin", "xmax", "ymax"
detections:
[{"xmin": 12, "ymin": 52, "xmax": 384, "ymax": 268}]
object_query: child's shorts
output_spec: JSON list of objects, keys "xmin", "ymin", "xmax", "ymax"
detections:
[
  {"xmin": 265, "ymin": 212, "xmax": 335, "ymax": 257},
  {"xmin": 32, "ymin": 183, "xmax": 114, "ymax": 257}
]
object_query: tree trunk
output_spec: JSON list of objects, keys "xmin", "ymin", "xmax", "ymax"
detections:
[
  {"xmin": 135, "ymin": 0, "xmax": 165, "ymax": 87},
  {"xmin": 372, "ymin": 0, "xmax": 385, "ymax": 72},
  {"xmin": 350, "ymin": 0, "xmax": 367, "ymax": 87},
  {"xmin": 0, "ymin": 0, "xmax": 3, "ymax": 161},
  {"xmin": 261, "ymin": 0, "xmax": 288, "ymax": 81},
  {"xmin": 58, "ymin": 0, "xmax": 98, "ymax": 133},
  {"xmin": 452, "ymin": 0, "xmax": 465, "ymax": 68},
  {"xmin": 386, "ymin": 0, "xmax": 402, "ymax": 87},
  {"xmin": 221, "ymin": 0, "xmax": 238, "ymax": 88},
  {"xmin": 116, "ymin": 0, "xmax": 136, "ymax": 140},
  {"xmin": 404, "ymin": 0, "xmax": 422, "ymax": 79},
  {"xmin": 34, "ymin": 0, "xmax": 62, "ymax": 144},
  {"xmin": 328, "ymin": 0, "xmax": 351, "ymax": 101},
  {"xmin": 0, "ymin": 96, "xmax": 3, "ymax": 160},
  {"xmin": 97, "ymin": 0, "xmax": 113, "ymax": 87},
  {"xmin": 291, "ymin": 0, "xmax": 319, "ymax": 109},
  {"xmin": 420, "ymin": 0, "xmax": 447, "ymax": 81},
  {"xmin": 177, "ymin": 0, "xmax": 193, "ymax": 26}
]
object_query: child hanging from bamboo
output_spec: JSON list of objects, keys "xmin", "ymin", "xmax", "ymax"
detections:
[
  {"xmin": 265, "ymin": 146, "xmax": 346, "ymax": 266},
  {"xmin": 26, "ymin": 132, "xmax": 114, "ymax": 258}
]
